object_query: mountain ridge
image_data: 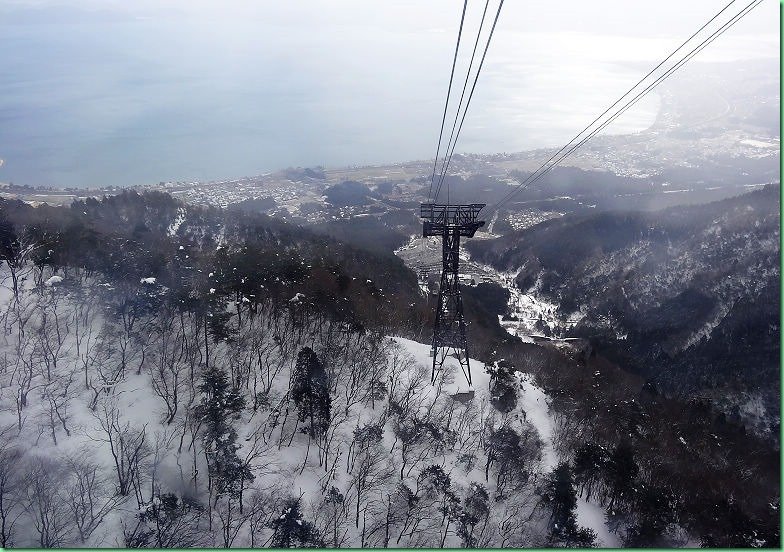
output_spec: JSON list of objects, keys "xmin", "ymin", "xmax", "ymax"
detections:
[{"xmin": 467, "ymin": 185, "xmax": 781, "ymax": 436}]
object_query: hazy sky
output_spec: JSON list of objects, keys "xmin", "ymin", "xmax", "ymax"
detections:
[
  {"xmin": 3, "ymin": 0, "xmax": 778, "ymax": 40},
  {"xmin": 3, "ymin": 1, "xmax": 778, "ymax": 63},
  {"xmin": 0, "ymin": 1, "xmax": 778, "ymax": 187}
]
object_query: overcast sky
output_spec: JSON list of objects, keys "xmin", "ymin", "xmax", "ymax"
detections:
[
  {"xmin": 2, "ymin": 0, "xmax": 779, "ymax": 49},
  {"xmin": 0, "ymin": 1, "xmax": 778, "ymax": 186}
]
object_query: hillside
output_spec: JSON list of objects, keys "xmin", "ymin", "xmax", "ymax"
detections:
[
  {"xmin": 0, "ymin": 191, "xmax": 604, "ymax": 548},
  {"xmin": 0, "ymin": 191, "xmax": 778, "ymax": 548},
  {"xmin": 467, "ymin": 185, "xmax": 781, "ymax": 436}
]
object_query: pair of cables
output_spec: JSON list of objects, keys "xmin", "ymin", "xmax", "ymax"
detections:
[
  {"xmin": 427, "ymin": 0, "xmax": 505, "ymax": 204},
  {"xmin": 485, "ymin": 0, "xmax": 765, "ymax": 214}
]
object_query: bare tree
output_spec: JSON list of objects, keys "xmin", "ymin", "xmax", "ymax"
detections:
[
  {"xmin": 147, "ymin": 428, "xmax": 178, "ymax": 508},
  {"xmin": 495, "ymin": 493, "xmax": 544, "ymax": 547},
  {"xmin": 0, "ymin": 226, "xmax": 37, "ymax": 303},
  {"xmin": 347, "ymin": 436, "xmax": 392, "ymax": 530},
  {"xmin": 213, "ymin": 488, "xmax": 276, "ymax": 549},
  {"xmin": 148, "ymin": 309, "xmax": 187, "ymax": 424},
  {"xmin": 388, "ymin": 362, "xmax": 448, "ymax": 481},
  {"xmin": 313, "ymin": 486, "xmax": 350, "ymax": 548},
  {"xmin": 390, "ymin": 479, "xmax": 443, "ymax": 547},
  {"xmin": 104, "ymin": 279, "xmax": 157, "ymax": 379},
  {"xmin": 85, "ymin": 328, "xmax": 122, "ymax": 410},
  {"xmin": 363, "ymin": 340, "xmax": 390, "ymax": 411},
  {"xmin": 39, "ymin": 374, "xmax": 74, "ymax": 445},
  {"xmin": 0, "ymin": 427, "xmax": 24, "ymax": 548},
  {"xmin": 335, "ymin": 332, "xmax": 385, "ymax": 416},
  {"xmin": 63, "ymin": 454, "xmax": 119, "ymax": 543},
  {"xmin": 23, "ymin": 457, "xmax": 74, "ymax": 548},
  {"xmin": 248, "ymin": 487, "xmax": 282, "ymax": 547},
  {"xmin": 250, "ymin": 336, "xmax": 280, "ymax": 407},
  {"xmin": 93, "ymin": 401, "xmax": 150, "ymax": 499},
  {"xmin": 71, "ymin": 290, "xmax": 102, "ymax": 390},
  {"xmin": 35, "ymin": 290, "xmax": 70, "ymax": 384},
  {"xmin": 8, "ymin": 325, "xmax": 37, "ymax": 433}
]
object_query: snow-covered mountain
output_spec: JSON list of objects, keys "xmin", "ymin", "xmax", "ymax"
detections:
[
  {"xmin": 468, "ymin": 185, "xmax": 780, "ymax": 437},
  {"xmin": 0, "ymin": 192, "xmax": 607, "ymax": 548},
  {"xmin": 0, "ymin": 190, "xmax": 778, "ymax": 548}
]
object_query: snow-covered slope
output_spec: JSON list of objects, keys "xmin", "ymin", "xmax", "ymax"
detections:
[
  {"xmin": 0, "ymin": 263, "xmax": 613, "ymax": 547},
  {"xmin": 467, "ymin": 185, "xmax": 781, "ymax": 435},
  {"xmin": 393, "ymin": 338, "xmax": 619, "ymax": 547}
]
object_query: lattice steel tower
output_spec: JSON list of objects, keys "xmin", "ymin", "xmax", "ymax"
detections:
[{"xmin": 420, "ymin": 203, "xmax": 485, "ymax": 385}]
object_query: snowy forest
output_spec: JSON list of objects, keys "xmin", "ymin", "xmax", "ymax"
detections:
[{"xmin": 0, "ymin": 191, "xmax": 778, "ymax": 548}]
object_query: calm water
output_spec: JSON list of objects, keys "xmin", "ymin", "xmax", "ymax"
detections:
[{"xmin": 0, "ymin": 19, "xmax": 661, "ymax": 188}]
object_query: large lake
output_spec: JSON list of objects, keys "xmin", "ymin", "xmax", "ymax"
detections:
[{"xmin": 0, "ymin": 11, "xmax": 731, "ymax": 189}]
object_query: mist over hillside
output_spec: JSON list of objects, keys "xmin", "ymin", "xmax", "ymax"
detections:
[{"xmin": 0, "ymin": 1, "xmax": 779, "ymax": 548}]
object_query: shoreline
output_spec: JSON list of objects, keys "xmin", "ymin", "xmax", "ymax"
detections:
[
  {"xmin": 0, "ymin": 126, "xmax": 662, "ymax": 197},
  {"xmin": 0, "ymin": 98, "xmax": 666, "ymax": 195}
]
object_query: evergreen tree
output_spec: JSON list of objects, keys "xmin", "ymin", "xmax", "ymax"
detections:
[
  {"xmin": 572, "ymin": 442, "xmax": 606, "ymax": 501},
  {"xmin": 416, "ymin": 465, "xmax": 461, "ymax": 546},
  {"xmin": 541, "ymin": 462, "xmax": 597, "ymax": 548},
  {"xmin": 626, "ymin": 483, "xmax": 677, "ymax": 546},
  {"xmin": 291, "ymin": 347, "xmax": 331, "ymax": 438},
  {"xmin": 270, "ymin": 498, "xmax": 322, "ymax": 547},
  {"xmin": 458, "ymin": 483, "xmax": 490, "ymax": 547},
  {"xmin": 197, "ymin": 365, "xmax": 252, "ymax": 498},
  {"xmin": 125, "ymin": 493, "xmax": 204, "ymax": 548},
  {"xmin": 323, "ymin": 487, "xmax": 345, "ymax": 547},
  {"xmin": 484, "ymin": 424, "xmax": 539, "ymax": 498},
  {"xmin": 487, "ymin": 365, "xmax": 517, "ymax": 413},
  {"xmin": 604, "ymin": 442, "xmax": 638, "ymax": 509}
]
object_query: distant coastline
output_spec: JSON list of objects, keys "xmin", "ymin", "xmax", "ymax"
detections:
[{"xmin": 0, "ymin": 106, "xmax": 661, "ymax": 195}]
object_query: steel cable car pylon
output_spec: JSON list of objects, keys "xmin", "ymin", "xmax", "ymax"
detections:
[{"xmin": 420, "ymin": 203, "xmax": 485, "ymax": 385}]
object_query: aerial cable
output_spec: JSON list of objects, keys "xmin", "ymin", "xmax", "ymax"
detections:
[
  {"xmin": 488, "ymin": 0, "xmax": 760, "ymax": 212},
  {"xmin": 489, "ymin": 0, "xmax": 763, "ymax": 212},
  {"xmin": 489, "ymin": 0, "xmax": 740, "ymax": 209},
  {"xmin": 432, "ymin": 0, "xmax": 491, "ymax": 203},
  {"xmin": 427, "ymin": 0, "xmax": 469, "ymax": 202},
  {"xmin": 433, "ymin": 0, "xmax": 505, "ymax": 203},
  {"xmin": 434, "ymin": 0, "xmax": 504, "ymax": 202}
]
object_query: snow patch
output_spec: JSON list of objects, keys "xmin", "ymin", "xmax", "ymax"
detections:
[
  {"xmin": 44, "ymin": 275, "xmax": 63, "ymax": 286},
  {"xmin": 166, "ymin": 207, "xmax": 186, "ymax": 236}
]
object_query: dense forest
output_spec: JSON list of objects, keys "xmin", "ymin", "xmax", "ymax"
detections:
[{"xmin": 0, "ymin": 191, "xmax": 779, "ymax": 547}]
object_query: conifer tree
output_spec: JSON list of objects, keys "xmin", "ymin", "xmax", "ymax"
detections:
[
  {"xmin": 541, "ymin": 462, "xmax": 596, "ymax": 548},
  {"xmin": 291, "ymin": 347, "xmax": 331, "ymax": 439},
  {"xmin": 197, "ymin": 365, "xmax": 252, "ymax": 499},
  {"xmin": 458, "ymin": 483, "xmax": 490, "ymax": 547},
  {"xmin": 270, "ymin": 498, "xmax": 322, "ymax": 547}
]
